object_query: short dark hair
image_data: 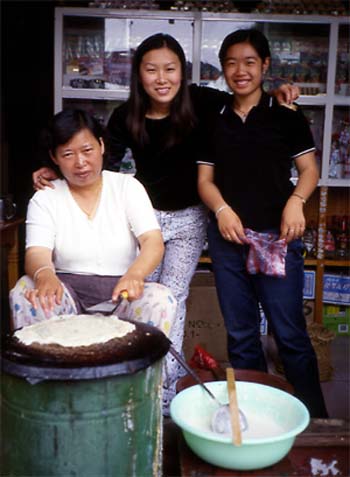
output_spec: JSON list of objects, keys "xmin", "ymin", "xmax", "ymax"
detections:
[
  {"xmin": 126, "ymin": 33, "xmax": 196, "ymax": 149},
  {"xmin": 219, "ymin": 29, "xmax": 271, "ymax": 66},
  {"xmin": 42, "ymin": 109, "xmax": 105, "ymax": 177},
  {"xmin": 47, "ymin": 109, "xmax": 104, "ymax": 154}
]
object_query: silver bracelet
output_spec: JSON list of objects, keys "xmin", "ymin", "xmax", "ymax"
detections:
[
  {"xmin": 215, "ymin": 204, "xmax": 230, "ymax": 218},
  {"xmin": 33, "ymin": 265, "xmax": 55, "ymax": 281}
]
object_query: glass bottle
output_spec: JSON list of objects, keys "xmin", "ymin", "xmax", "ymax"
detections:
[
  {"xmin": 336, "ymin": 216, "xmax": 348, "ymax": 259},
  {"xmin": 324, "ymin": 217, "xmax": 336, "ymax": 259}
]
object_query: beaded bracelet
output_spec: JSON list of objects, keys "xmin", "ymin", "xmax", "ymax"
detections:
[{"xmin": 33, "ymin": 265, "xmax": 55, "ymax": 282}]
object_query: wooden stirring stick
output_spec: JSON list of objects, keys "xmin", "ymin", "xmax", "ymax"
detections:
[{"xmin": 226, "ymin": 367, "xmax": 242, "ymax": 446}]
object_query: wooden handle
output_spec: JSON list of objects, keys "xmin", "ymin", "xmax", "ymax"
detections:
[
  {"xmin": 120, "ymin": 290, "xmax": 129, "ymax": 300},
  {"xmin": 226, "ymin": 367, "xmax": 242, "ymax": 446}
]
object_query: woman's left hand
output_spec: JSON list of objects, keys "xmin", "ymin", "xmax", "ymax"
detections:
[
  {"xmin": 280, "ymin": 199, "xmax": 306, "ymax": 243},
  {"xmin": 275, "ymin": 83, "xmax": 300, "ymax": 105},
  {"xmin": 112, "ymin": 272, "xmax": 144, "ymax": 302}
]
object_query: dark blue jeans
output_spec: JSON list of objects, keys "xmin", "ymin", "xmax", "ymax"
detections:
[{"xmin": 207, "ymin": 219, "xmax": 328, "ymax": 418}]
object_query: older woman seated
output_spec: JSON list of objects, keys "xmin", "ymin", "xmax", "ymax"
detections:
[{"xmin": 10, "ymin": 109, "xmax": 176, "ymax": 339}]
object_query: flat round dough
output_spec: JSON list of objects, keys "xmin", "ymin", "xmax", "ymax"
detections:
[{"xmin": 14, "ymin": 314, "xmax": 135, "ymax": 347}]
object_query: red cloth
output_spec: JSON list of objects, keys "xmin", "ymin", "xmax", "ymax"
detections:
[{"xmin": 244, "ymin": 228, "xmax": 287, "ymax": 278}]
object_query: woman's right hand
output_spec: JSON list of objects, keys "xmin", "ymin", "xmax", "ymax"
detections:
[
  {"xmin": 33, "ymin": 167, "xmax": 58, "ymax": 191},
  {"xmin": 112, "ymin": 271, "xmax": 144, "ymax": 302},
  {"xmin": 217, "ymin": 207, "xmax": 247, "ymax": 245},
  {"xmin": 25, "ymin": 270, "xmax": 64, "ymax": 316}
]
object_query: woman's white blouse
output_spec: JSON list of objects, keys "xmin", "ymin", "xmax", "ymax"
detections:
[{"xmin": 26, "ymin": 170, "xmax": 160, "ymax": 276}]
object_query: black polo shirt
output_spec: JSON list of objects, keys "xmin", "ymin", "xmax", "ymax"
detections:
[{"xmin": 199, "ymin": 92, "xmax": 315, "ymax": 231}]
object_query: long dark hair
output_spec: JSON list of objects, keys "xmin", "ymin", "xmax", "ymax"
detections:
[
  {"xmin": 219, "ymin": 28, "xmax": 271, "ymax": 66},
  {"xmin": 126, "ymin": 33, "xmax": 196, "ymax": 149},
  {"xmin": 42, "ymin": 109, "xmax": 105, "ymax": 177}
]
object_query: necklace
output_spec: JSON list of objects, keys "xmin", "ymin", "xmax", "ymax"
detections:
[
  {"xmin": 70, "ymin": 178, "xmax": 103, "ymax": 220},
  {"xmin": 233, "ymin": 105, "xmax": 253, "ymax": 123}
]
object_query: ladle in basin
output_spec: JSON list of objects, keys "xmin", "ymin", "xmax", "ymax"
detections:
[{"xmin": 168, "ymin": 346, "xmax": 248, "ymax": 433}]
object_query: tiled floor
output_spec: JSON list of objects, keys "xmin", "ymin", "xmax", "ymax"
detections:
[{"xmin": 163, "ymin": 335, "xmax": 350, "ymax": 476}]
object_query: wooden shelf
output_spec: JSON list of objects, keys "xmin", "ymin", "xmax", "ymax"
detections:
[
  {"xmin": 323, "ymin": 260, "xmax": 350, "ymax": 268},
  {"xmin": 304, "ymin": 259, "xmax": 318, "ymax": 266}
]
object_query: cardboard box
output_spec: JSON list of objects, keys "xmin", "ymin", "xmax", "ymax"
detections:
[
  {"xmin": 323, "ymin": 274, "xmax": 350, "ymax": 306},
  {"xmin": 323, "ymin": 318, "xmax": 350, "ymax": 336},
  {"xmin": 323, "ymin": 305, "xmax": 350, "ymax": 336},
  {"xmin": 183, "ymin": 277, "xmax": 268, "ymax": 362},
  {"xmin": 183, "ymin": 285, "xmax": 227, "ymax": 361}
]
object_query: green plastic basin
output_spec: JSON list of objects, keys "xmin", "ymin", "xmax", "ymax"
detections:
[{"xmin": 170, "ymin": 380, "xmax": 310, "ymax": 471}]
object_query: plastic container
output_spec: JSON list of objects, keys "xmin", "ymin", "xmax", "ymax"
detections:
[{"xmin": 170, "ymin": 381, "xmax": 309, "ymax": 471}]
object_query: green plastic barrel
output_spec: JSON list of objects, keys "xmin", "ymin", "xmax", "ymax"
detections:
[{"xmin": 1, "ymin": 324, "xmax": 169, "ymax": 477}]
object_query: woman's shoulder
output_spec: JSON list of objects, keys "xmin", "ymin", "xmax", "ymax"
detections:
[
  {"xmin": 108, "ymin": 100, "xmax": 128, "ymax": 119},
  {"xmin": 107, "ymin": 101, "xmax": 129, "ymax": 130},
  {"xmin": 189, "ymin": 83, "xmax": 231, "ymax": 114},
  {"xmin": 103, "ymin": 171, "xmax": 148, "ymax": 200},
  {"xmin": 266, "ymin": 96, "xmax": 313, "ymax": 143},
  {"xmin": 29, "ymin": 179, "xmax": 67, "ymax": 211},
  {"xmin": 268, "ymin": 94, "xmax": 303, "ymax": 116},
  {"xmin": 33, "ymin": 179, "xmax": 66, "ymax": 198},
  {"xmin": 189, "ymin": 83, "xmax": 230, "ymax": 100},
  {"xmin": 103, "ymin": 170, "xmax": 140, "ymax": 187}
]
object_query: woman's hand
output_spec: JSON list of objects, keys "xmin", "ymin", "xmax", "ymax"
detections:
[
  {"xmin": 280, "ymin": 198, "xmax": 306, "ymax": 243},
  {"xmin": 25, "ymin": 269, "xmax": 64, "ymax": 316},
  {"xmin": 217, "ymin": 207, "xmax": 247, "ymax": 245},
  {"xmin": 112, "ymin": 271, "xmax": 144, "ymax": 302},
  {"xmin": 274, "ymin": 83, "xmax": 300, "ymax": 105},
  {"xmin": 111, "ymin": 229, "xmax": 163, "ymax": 302},
  {"xmin": 198, "ymin": 165, "xmax": 247, "ymax": 245},
  {"xmin": 33, "ymin": 167, "xmax": 58, "ymax": 191}
]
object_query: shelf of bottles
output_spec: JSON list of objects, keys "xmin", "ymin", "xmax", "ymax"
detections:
[
  {"xmin": 304, "ymin": 214, "xmax": 349, "ymax": 262},
  {"xmin": 335, "ymin": 23, "xmax": 350, "ymax": 96},
  {"xmin": 329, "ymin": 107, "xmax": 350, "ymax": 181}
]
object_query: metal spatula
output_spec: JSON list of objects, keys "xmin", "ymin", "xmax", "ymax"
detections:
[{"xmin": 85, "ymin": 290, "xmax": 128, "ymax": 315}]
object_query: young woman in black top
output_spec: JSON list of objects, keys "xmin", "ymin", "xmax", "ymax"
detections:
[{"xmin": 198, "ymin": 29, "xmax": 328, "ymax": 417}]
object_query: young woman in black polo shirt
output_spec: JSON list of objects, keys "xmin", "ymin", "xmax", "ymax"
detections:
[{"xmin": 198, "ymin": 28, "xmax": 328, "ymax": 418}]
